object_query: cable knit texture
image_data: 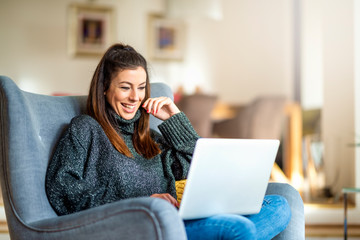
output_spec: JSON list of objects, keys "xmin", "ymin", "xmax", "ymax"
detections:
[{"xmin": 45, "ymin": 111, "xmax": 200, "ymax": 216}]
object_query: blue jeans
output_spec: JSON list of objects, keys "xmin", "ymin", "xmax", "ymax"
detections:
[{"xmin": 184, "ymin": 195, "xmax": 291, "ymax": 240}]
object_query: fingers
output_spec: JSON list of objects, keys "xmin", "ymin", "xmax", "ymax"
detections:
[
  {"xmin": 142, "ymin": 97, "xmax": 181, "ymax": 121},
  {"xmin": 142, "ymin": 97, "xmax": 170, "ymax": 114},
  {"xmin": 150, "ymin": 193, "xmax": 180, "ymax": 208}
]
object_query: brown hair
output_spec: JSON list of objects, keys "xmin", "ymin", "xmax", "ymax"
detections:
[{"xmin": 87, "ymin": 43, "xmax": 161, "ymax": 159}]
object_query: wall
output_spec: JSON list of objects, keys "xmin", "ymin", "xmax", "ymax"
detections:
[
  {"xmin": 322, "ymin": 0, "xmax": 355, "ymax": 197},
  {"xmin": 300, "ymin": 0, "xmax": 356, "ymax": 198},
  {"xmin": 0, "ymin": 0, "xmax": 294, "ymax": 105},
  {"xmin": 0, "ymin": 0, "xmax": 164, "ymax": 95},
  {"xmin": 180, "ymin": 0, "xmax": 294, "ymax": 104},
  {"xmin": 301, "ymin": 0, "xmax": 324, "ymax": 110},
  {"xmin": 306, "ymin": 0, "xmax": 359, "ymax": 219},
  {"xmin": 300, "ymin": 0, "xmax": 358, "ymax": 224}
]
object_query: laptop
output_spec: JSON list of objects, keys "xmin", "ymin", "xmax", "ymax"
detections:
[{"xmin": 178, "ymin": 138, "xmax": 280, "ymax": 220}]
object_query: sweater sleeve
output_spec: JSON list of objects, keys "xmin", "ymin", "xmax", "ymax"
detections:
[
  {"xmin": 156, "ymin": 112, "xmax": 200, "ymax": 181},
  {"xmin": 45, "ymin": 115, "xmax": 118, "ymax": 215}
]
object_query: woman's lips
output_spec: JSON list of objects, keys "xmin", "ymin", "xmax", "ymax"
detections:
[{"xmin": 122, "ymin": 103, "xmax": 137, "ymax": 113}]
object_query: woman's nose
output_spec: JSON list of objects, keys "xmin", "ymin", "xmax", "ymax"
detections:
[{"xmin": 129, "ymin": 90, "xmax": 139, "ymax": 101}]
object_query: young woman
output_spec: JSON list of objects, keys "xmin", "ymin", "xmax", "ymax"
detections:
[{"xmin": 46, "ymin": 43, "xmax": 291, "ymax": 239}]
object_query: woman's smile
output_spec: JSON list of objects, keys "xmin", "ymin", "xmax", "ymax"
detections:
[{"xmin": 122, "ymin": 103, "xmax": 137, "ymax": 112}]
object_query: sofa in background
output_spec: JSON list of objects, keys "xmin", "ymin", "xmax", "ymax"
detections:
[{"xmin": 0, "ymin": 76, "xmax": 304, "ymax": 239}]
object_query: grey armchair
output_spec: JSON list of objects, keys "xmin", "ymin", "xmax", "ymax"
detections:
[{"xmin": 0, "ymin": 76, "xmax": 304, "ymax": 239}]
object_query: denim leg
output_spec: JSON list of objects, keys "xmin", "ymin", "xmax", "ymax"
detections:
[
  {"xmin": 183, "ymin": 195, "xmax": 291, "ymax": 240},
  {"xmin": 247, "ymin": 195, "xmax": 292, "ymax": 240},
  {"xmin": 184, "ymin": 214, "xmax": 256, "ymax": 240}
]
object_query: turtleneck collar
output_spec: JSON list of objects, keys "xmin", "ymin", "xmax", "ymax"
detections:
[{"xmin": 110, "ymin": 109, "xmax": 142, "ymax": 135}]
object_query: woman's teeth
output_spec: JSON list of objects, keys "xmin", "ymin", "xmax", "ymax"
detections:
[{"xmin": 123, "ymin": 104, "xmax": 135, "ymax": 109}]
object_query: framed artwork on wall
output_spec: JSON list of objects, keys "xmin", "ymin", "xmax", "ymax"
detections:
[
  {"xmin": 68, "ymin": 4, "xmax": 114, "ymax": 56},
  {"xmin": 148, "ymin": 15, "xmax": 186, "ymax": 60}
]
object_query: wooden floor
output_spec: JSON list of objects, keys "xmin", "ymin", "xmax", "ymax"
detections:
[
  {"xmin": 0, "ymin": 222, "xmax": 8, "ymax": 234},
  {"xmin": 0, "ymin": 221, "xmax": 358, "ymax": 238},
  {"xmin": 306, "ymin": 224, "xmax": 360, "ymax": 238}
]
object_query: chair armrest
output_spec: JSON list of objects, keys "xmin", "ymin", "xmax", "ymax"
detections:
[
  {"xmin": 24, "ymin": 197, "xmax": 186, "ymax": 240},
  {"xmin": 266, "ymin": 182, "xmax": 305, "ymax": 240}
]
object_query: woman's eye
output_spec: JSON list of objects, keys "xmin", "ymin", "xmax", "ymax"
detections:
[
  {"xmin": 120, "ymin": 87, "xmax": 130, "ymax": 90},
  {"xmin": 139, "ymin": 87, "xmax": 146, "ymax": 90}
]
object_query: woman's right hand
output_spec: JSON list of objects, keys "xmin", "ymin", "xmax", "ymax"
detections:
[
  {"xmin": 150, "ymin": 193, "xmax": 180, "ymax": 208},
  {"xmin": 142, "ymin": 97, "xmax": 180, "ymax": 121}
]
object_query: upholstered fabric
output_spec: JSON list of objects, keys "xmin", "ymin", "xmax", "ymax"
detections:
[{"xmin": 267, "ymin": 182, "xmax": 305, "ymax": 239}]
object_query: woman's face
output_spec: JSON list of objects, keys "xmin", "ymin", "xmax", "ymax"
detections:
[{"xmin": 105, "ymin": 67, "xmax": 147, "ymax": 120}]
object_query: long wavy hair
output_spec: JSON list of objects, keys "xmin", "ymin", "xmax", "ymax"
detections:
[{"xmin": 87, "ymin": 43, "xmax": 161, "ymax": 159}]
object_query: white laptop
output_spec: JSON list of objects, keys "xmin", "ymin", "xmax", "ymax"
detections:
[{"xmin": 178, "ymin": 138, "xmax": 280, "ymax": 220}]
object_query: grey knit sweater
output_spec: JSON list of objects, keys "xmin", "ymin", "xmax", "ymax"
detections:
[{"xmin": 45, "ymin": 111, "xmax": 199, "ymax": 216}]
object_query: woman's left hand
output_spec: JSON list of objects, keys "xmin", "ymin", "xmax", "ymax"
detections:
[
  {"xmin": 142, "ymin": 97, "xmax": 180, "ymax": 121},
  {"xmin": 150, "ymin": 193, "xmax": 180, "ymax": 208}
]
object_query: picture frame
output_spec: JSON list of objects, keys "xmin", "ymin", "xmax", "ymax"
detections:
[
  {"xmin": 68, "ymin": 4, "xmax": 114, "ymax": 57},
  {"xmin": 148, "ymin": 15, "xmax": 186, "ymax": 60}
]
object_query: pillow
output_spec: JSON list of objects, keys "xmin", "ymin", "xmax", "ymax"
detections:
[{"xmin": 175, "ymin": 180, "xmax": 187, "ymax": 203}]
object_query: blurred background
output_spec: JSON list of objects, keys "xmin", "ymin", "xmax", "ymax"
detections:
[{"xmin": 1, "ymin": 0, "xmax": 360, "ymax": 238}]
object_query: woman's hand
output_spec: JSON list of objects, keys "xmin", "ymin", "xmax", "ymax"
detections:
[
  {"xmin": 150, "ymin": 193, "xmax": 180, "ymax": 208},
  {"xmin": 142, "ymin": 97, "xmax": 180, "ymax": 121}
]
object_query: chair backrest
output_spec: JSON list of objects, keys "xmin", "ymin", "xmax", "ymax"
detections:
[
  {"xmin": 242, "ymin": 96, "xmax": 287, "ymax": 139},
  {"xmin": 177, "ymin": 94, "xmax": 217, "ymax": 137},
  {"xmin": 0, "ymin": 76, "xmax": 173, "ymax": 224},
  {"xmin": 212, "ymin": 96, "xmax": 287, "ymax": 140}
]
